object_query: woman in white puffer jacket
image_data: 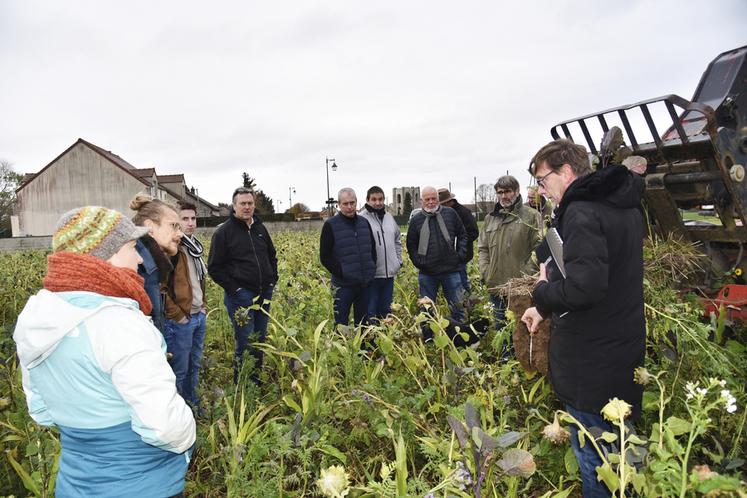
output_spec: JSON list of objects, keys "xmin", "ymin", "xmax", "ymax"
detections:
[{"xmin": 13, "ymin": 206, "xmax": 195, "ymax": 498}]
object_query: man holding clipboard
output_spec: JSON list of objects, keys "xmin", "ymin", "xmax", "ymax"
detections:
[{"xmin": 521, "ymin": 139, "xmax": 645, "ymax": 498}]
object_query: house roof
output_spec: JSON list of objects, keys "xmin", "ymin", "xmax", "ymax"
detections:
[
  {"xmin": 157, "ymin": 174, "xmax": 185, "ymax": 184},
  {"xmin": 132, "ymin": 168, "xmax": 156, "ymax": 178},
  {"xmin": 185, "ymin": 188, "xmax": 220, "ymax": 211},
  {"xmin": 17, "ymin": 138, "xmax": 151, "ymax": 192},
  {"xmin": 16, "ymin": 138, "xmax": 219, "ymax": 212},
  {"xmin": 80, "ymin": 139, "xmax": 138, "ymax": 171}
]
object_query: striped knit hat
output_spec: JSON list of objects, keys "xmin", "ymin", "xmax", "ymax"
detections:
[{"xmin": 53, "ymin": 206, "xmax": 149, "ymax": 260}]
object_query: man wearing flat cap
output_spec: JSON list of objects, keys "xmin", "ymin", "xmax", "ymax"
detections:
[{"xmin": 438, "ymin": 188, "xmax": 479, "ymax": 292}]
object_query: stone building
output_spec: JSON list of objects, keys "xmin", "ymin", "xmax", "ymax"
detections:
[
  {"xmin": 391, "ymin": 187, "xmax": 420, "ymax": 215},
  {"xmin": 12, "ymin": 138, "xmax": 219, "ymax": 236}
]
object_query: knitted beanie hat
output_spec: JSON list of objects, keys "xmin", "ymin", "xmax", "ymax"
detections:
[{"xmin": 53, "ymin": 206, "xmax": 150, "ymax": 260}]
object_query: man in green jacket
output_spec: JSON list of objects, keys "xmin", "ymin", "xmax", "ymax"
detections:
[{"xmin": 478, "ymin": 175, "xmax": 541, "ymax": 328}]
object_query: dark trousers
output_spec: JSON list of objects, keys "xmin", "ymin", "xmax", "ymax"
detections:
[
  {"xmin": 418, "ymin": 271, "xmax": 465, "ymax": 322},
  {"xmin": 566, "ymin": 404, "xmax": 614, "ymax": 498},
  {"xmin": 333, "ymin": 283, "xmax": 369, "ymax": 326},
  {"xmin": 367, "ymin": 277, "xmax": 394, "ymax": 320},
  {"xmin": 223, "ymin": 286, "xmax": 274, "ymax": 383}
]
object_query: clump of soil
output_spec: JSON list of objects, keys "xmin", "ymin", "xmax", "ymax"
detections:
[{"xmin": 497, "ymin": 276, "xmax": 551, "ymax": 375}]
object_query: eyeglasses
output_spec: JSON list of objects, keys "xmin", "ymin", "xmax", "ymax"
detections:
[
  {"xmin": 496, "ymin": 189, "xmax": 515, "ymax": 196},
  {"xmin": 167, "ymin": 222, "xmax": 183, "ymax": 232},
  {"xmin": 535, "ymin": 170, "xmax": 557, "ymax": 189}
]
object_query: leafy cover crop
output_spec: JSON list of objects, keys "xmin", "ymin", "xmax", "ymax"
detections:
[{"xmin": 0, "ymin": 233, "xmax": 745, "ymax": 497}]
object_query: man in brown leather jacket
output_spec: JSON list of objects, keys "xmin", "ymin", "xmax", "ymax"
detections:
[{"xmin": 164, "ymin": 201, "xmax": 207, "ymax": 411}]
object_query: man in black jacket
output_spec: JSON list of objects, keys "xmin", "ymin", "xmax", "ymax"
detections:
[
  {"xmin": 438, "ymin": 188, "xmax": 479, "ymax": 292},
  {"xmin": 208, "ymin": 187, "xmax": 278, "ymax": 384},
  {"xmin": 406, "ymin": 186, "xmax": 468, "ymax": 324},
  {"xmin": 521, "ymin": 139, "xmax": 645, "ymax": 498},
  {"xmin": 319, "ymin": 188, "xmax": 377, "ymax": 326}
]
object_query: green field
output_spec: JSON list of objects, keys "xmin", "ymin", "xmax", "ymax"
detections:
[{"xmin": 0, "ymin": 232, "xmax": 745, "ymax": 497}]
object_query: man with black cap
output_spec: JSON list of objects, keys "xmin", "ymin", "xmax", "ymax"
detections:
[{"xmin": 438, "ymin": 188, "xmax": 479, "ymax": 292}]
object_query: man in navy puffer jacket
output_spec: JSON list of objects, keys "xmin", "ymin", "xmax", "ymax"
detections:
[{"xmin": 320, "ymin": 188, "xmax": 377, "ymax": 326}]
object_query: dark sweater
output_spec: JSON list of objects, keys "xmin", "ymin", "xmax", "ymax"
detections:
[
  {"xmin": 450, "ymin": 200, "xmax": 479, "ymax": 262},
  {"xmin": 207, "ymin": 213, "xmax": 278, "ymax": 294}
]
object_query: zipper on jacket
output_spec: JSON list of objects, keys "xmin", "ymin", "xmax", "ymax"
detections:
[
  {"xmin": 377, "ymin": 217, "xmax": 388, "ymax": 277},
  {"xmin": 248, "ymin": 226, "xmax": 263, "ymax": 289}
]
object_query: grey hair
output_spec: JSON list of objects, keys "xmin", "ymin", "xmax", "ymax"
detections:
[
  {"xmin": 337, "ymin": 187, "xmax": 356, "ymax": 201},
  {"xmin": 421, "ymin": 185, "xmax": 437, "ymax": 196},
  {"xmin": 494, "ymin": 175, "xmax": 520, "ymax": 191}
]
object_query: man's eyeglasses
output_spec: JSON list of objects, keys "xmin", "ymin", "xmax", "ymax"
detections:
[
  {"xmin": 535, "ymin": 170, "xmax": 557, "ymax": 189},
  {"xmin": 168, "ymin": 222, "xmax": 183, "ymax": 232}
]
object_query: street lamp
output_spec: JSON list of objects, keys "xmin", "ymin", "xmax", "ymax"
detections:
[
  {"xmin": 325, "ymin": 156, "xmax": 338, "ymax": 215},
  {"xmin": 288, "ymin": 186, "xmax": 296, "ymax": 210}
]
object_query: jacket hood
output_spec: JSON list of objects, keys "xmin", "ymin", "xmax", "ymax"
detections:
[
  {"xmin": 555, "ymin": 165, "xmax": 643, "ymax": 220},
  {"xmin": 13, "ymin": 290, "xmax": 141, "ymax": 368}
]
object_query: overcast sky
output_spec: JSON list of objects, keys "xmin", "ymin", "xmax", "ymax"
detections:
[{"xmin": 1, "ymin": 0, "xmax": 745, "ymax": 212}]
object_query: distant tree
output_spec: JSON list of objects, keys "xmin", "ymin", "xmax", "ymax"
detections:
[
  {"xmin": 253, "ymin": 191, "xmax": 275, "ymax": 215},
  {"xmin": 403, "ymin": 192, "xmax": 413, "ymax": 218},
  {"xmin": 239, "ymin": 172, "xmax": 274, "ymax": 215},
  {"xmin": 241, "ymin": 172, "xmax": 256, "ymax": 190},
  {"xmin": 1, "ymin": 160, "xmax": 22, "ymax": 236},
  {"xmin": 475, "ymin": 183, "xmax": 497, "ymax": 212},
  {"xmin": 287, "ymin": 202, "xmax": 310, "ymax": 215}
]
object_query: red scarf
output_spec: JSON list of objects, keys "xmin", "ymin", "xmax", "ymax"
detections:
[{"xmin": 44, "ymin": 252, "xmax": 153, "ymax": 316}]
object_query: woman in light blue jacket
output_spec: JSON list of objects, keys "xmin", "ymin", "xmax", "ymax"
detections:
[{"xmin": 14, "ymin": 206, "xmax": 195, "ymax": 498}]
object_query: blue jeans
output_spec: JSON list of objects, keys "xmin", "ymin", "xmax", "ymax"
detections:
[
  {"xmin": 224, "ymin": 286, "xmax": 274, "ymax": 383},
  {"xmin": 418, "ymin": 272, "xmax": 465, "ymax": 322},
  {"xmin": 566, "ymin": 404, "xmax": 614, "ymax": 498},
  {"xmin": 459, "ymin": 263, "xmax": 471, "ymax": 292},
  {"xmin": 164, "ymin": 312, "xmax": 206, "ymax": 407},
  {"xmin": 333, "ymin": 283, "xmax": 369, "ymax": 326},
  {"xmin": 367, "ymin": 277, "xmax": 394, "ymax": 321}
]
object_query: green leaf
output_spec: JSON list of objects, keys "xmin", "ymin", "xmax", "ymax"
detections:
[
  {"xmin": 631, "ymin": 472, "xmax": 647, "ymax": 494},
  {"xmin": 317, "ymin": 444, "xmax": 347, "ymax": 464},
  {"xmin": 666, "ymin": 416, "xmax": 691, "ymax": 436},
  {"xmin": 600, "ymin": 431, "xmax": 618, "ymax": 443},
  {"xmin": 641, "ymin": 391, "xmax": 659, "ymax": 411},
  {"xmin": 695, "ymin": 473, "xmax": 745, "ymax": 493},
  {"xmin": 6, "ymin": 453, "xmax": 40, "ymax": 496},
  {"xmin": 496, "ymin": 431, "xmax": 525, "ymax": 448},
  {"xmin": 471, "ymin": 426, "xmax": 482, "ymax": 449},
  {"xmin": 282, "ymin": 395, "xmax": 302, "ymax": 413},
  {"xmin": 608, "ymin": 453, "xmax": 620, "ymax": 464},
  {"xmin": 378, "ymin": 334, "xmax": 394, "ymax": 355},
  {"xmin": 564, "ymin": 447, "xmax": 579, "ymax": 476},
  {"xmin": 595, "ymin": 462, "xmax": 619, "ymax": 493},
  {"xmin": 577, "ymin": 430, "xmax": 586, "ymax": 448},
  {"xmin": 433, "ymin": 330, "xmax": 449, "ymax": 349},
  {"xmin": 627, "ymin": 434, "xmax": 647, "ymax": 446},
  {"xmin": 25, "ymin": 442, "xmax": 38, "ymax": 457}
]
